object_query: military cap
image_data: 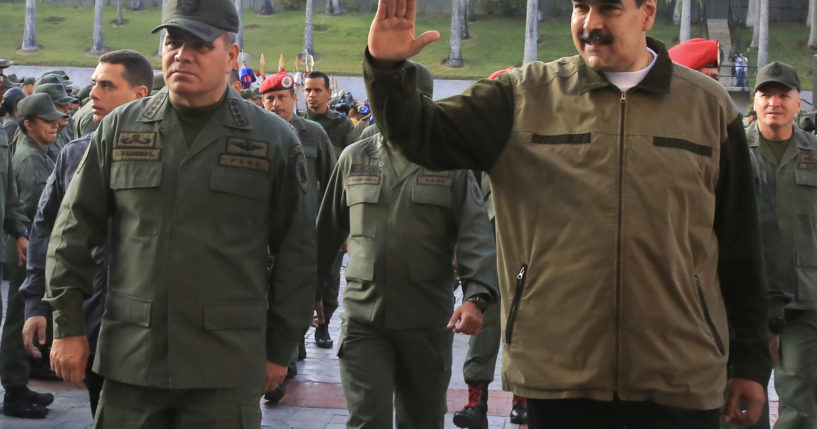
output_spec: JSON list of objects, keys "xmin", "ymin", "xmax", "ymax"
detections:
[
  {"xmin": 3, "ymin": 87, "xmax": 25, "ymax": 106},
  {"xmin": 755, "ymin": 61, "xmax": 800, "ymax": 92},
  {"xmin": 76, "ymin": 84, "xmax": 93, "ymax": 101},
  {"xmin": 42, "ymin": 70, "xmax": 70, "ymax": 80},
  {"xmin": 152, "ymin": 0, "xmax": 240, "ymax": 43},
  {"xmin": 22, "ymin": 77, "xmax": 35, "ymax": 86},
  {"xmin": 259, "ymin": 69, "xmax": 294, "ymax": 94},
  {"xmin": 34, "ymin": 83, "xmax": 79, "ymax": 105},
  {"xmin": 17, "ymin": 93, "xmax": 68, "ymax": 121},
  {"xmin": 0, "ymin": 59, "xmax": 13, "ymax": 68},
  {"xmin": 410, "ymin": 61, "xmax": 433, "ymax": 99}
]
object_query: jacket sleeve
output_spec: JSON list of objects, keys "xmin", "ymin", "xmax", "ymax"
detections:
[
  {"xmin": 2, "ymin": 146, "xmax": 28, "ymax": 239},
  {"xmin": 316, "ymin": 126, "xmax": 338, "ymax": 196},
  {"xmin": 315, "ymin": 150, "xmax": 351, "ymax": 301},
  {"xmin": 363, "ymin": 49, "xmax": 514, "ymax": 172},
  {"xmin": 452, "ymin": 171, "xmax": 499, "ymax": 303},
  {"xmin": 748, "ymin": 149, "xmax": 792, "ymax": 322},
  {"xmin": 715, "ymin": 115, "xmax": 773, "ymax": 385},
  {"xmin": 45, "ymin": 119, "xmax": 113, "ymax": 339},
  {"xmin": 266, "ymin": 136, "xmax": 317, "ymax": 366}
]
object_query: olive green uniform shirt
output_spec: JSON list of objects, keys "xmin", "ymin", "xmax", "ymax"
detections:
[
  {"xmin": 0, "ymin": 126, "xmax": 28, "ymax": 264},
  {"xmin": 45, "ymin": 87, "xmax": 316, "ymax": 389},
  {"xmin": 305, "ymin": 108, "xmax": 356, "ymax": 151},
  {"xmin": 317, "ymin": 134, "xmax": 498, "ymax": 329}
]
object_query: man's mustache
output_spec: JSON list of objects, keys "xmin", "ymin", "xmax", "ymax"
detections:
[{"xmin": 579, "ymin": 30, "xmax": 614, "ymax": 45}]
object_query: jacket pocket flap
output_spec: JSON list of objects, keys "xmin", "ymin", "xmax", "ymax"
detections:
[
  {"xmin": 110, "ymin": 162, "xmax": 162, "ymax": 190},
  {"xmin": 106, "ymin": 293, "xmax": 152, "ymax": 327},
  {"xmin": 345, "ymin": 184, "xmax": 380, "ymax": 206},
  {"xmin": 204, "ymin": 302, "xmax": 266, "ymax": 330},
  {"xmin": 345, "ymin": 258, "xmax": 374, "ymax": 281},
  {"xmin": 796, "ymin": 248, "xmax": 817, "ymax": 267},
  {"xmin": 302, "ymin": 145, "xmax": 318, "ymax": 159},
  {"xmin": 210, "ymin": 168, "xmax": 269, "ymax": 200},
  {"xmin": 795, "ymin": 170, "xmax": 817, "ymax": 188},
  {"xmin": 411, "ymin": 186, "xmax": 451, "ymax": 207}
]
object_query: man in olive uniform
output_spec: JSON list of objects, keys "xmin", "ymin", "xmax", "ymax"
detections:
[
  {"xmin": 2, "ymin": 87, "xmax": 25, "ymax": 142},
  {"xmin": 316, "ymin": 62, "xmax": 498, "ymax": 428},
  {"xmin": 747, "ymin": 61, "xmax": 817, "ymax": 429},
  {"xmin": 33, "ymin": 83, "xmax": 78, "ymax": 160},
  {"xmin": 1, "ymin": 93, "xmax": 66, "ymax": 419},
  {"xmin": 20, "ymin": 49, "xmax": 153, "ymax": 418},
  {"xmin": 304, "ymin": 71, "xmax": 356, "ymax": 151},
  {"xmin": 45, "ymin": 1, "xmax": 315, "ymax": 427},
  {"xmin": 258, "ymin": 68, "xmax": 336, "ymax": 399}
]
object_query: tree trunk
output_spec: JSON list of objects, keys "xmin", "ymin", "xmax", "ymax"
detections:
[
  {"xmin": 749, "ymin": 0, "xmax": 760, "ymax": 49},
  {"xmin": 680, "ymin": 0, "xmax": 691, "ymax": 43},
  {"xmin": 461, "ymin": 0, "xmax": 470, "ymax": 40},
  {"xmin": 260, "ymin": 0, "xmax": 275, "ymax": 14},
  {"xmin": 304, "ymin": 0, "xmax": 314, "ymax": 56},
  {"xmin": 809, "ymin": 0, "xmax": 817, "ymax": 49},
  {"xmin": 326, "ymin": 0, "xmax": 341, "ymax": 16},
  {"xmin": 116, "ymin": 0, "xmax": 124, "ymax": 25},
  {"xmin": 523, "ymin": 0, "xmax": 538, "ymax": 64},
  {"xmin": 235, "ymin": 0, "xmax": 244, "ymax": 49},
  {"xmin": 465, "ymin": 0, "xmax": 476, "ymax": 22},
  {"xmin": 444, "ymin": 0, "xmax": 464, "ymax": 68},
  {"xmin": 758, "ymin": 0, "xmax": 769, "ymax": 67},
  {"xmin": 21, "ymin": 0, "xmax": 37, "ymax": 52},
  {"xmin": 158, "ymin": 0, "xmax": 168, "ymax": 56},
  {"xmin": 91, "ymin": 0, "xmax": 105, "ymax": 54}
]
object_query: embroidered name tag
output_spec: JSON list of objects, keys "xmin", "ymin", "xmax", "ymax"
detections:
[
  {"xmin": 417, "ymin": 170, "xmax": 452, "ymax": 186},
  {"xmin": 117, "ymin": 132, "xmax": 157, "ymax": 148},
  {"xmin": 112, "ymin": 149, "xmax": 161, "ymax": 161},
  {"xmin": 799, "ymin": 154, "xmax": 817, "ymax": 170},
  {"xmin": 219, "ymin": 154, "xmax": 270, "ymax": 172},
  {"xmin": 226, "ymin": 138, "xmax": 268, "ymax": 158},
  {"xmin": 348, "ymin": 164, "xmax": 381, "ymax": 185}
]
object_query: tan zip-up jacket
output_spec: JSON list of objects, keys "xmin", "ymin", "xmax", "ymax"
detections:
[{"xmin": 364, "ymin": 38, "xmax": 771, "ymax": 409}]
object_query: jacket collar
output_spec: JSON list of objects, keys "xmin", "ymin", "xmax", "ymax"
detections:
[
  {"xmin": 579, "ymin": 37, "xmax": 672, "ymax": 95},
  {"xmin": 137, "ymin": 86, "xmax": 252, "ymax": 131}
]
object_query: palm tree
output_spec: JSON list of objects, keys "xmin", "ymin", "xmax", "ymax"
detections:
[
  {"xmin": 235, "ymin": 0, "xmax": 244, "ymax": 50},
  {"xmin": 679, "ymin": 0, "xmax": 690, "ymax": 43},
  {"xmin": 21, "ymin": 0, "xmax": 37, "ymax": 52},
  {"xmin": 260, "ymin": 0, "xmax": 275, "ymax": 15},
  {"xmin": 304, "ymin": 0, "xmax": 314, "ymax": 56},
  {"xmin": 443, "ymin": 0, "xmax": 464, "ymax": 68},
  {"xmin": 91, "ymin": 0, "xmax": 105, "ymax": 54},
  {"xmin": 115, "ymin": 0, "xmax": 125, "ymax": 25},
  {"xmin": 757, "ymin": 0, "xmax": 769, "ymax": 67},
  {"xmin": 158, "ymin": 0, "xmax": 168, "ymax": 56},
  {"xmin": 809, "ymin": 0, "xmax": 817, "ymax": 49},
  {"xmin": 523, "ymin": 0, "xmax": 538, "ymax": 64},
  {"xmin": 748, "ymin": 0, "xmax": 759, "ymax": 49}
]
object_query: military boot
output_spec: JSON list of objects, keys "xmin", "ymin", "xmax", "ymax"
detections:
[
  {"xmin": 509, "ymin": 395, "xmax": 528, "ymax": 424},
  {"xmin": 2, "ymin": 386, "xmax": 52, "ymax": 419},
  {"xmin": 452, "ymin": 381, "xmax": 488, "ymax": 429},
  {"xmin": 315, "ymin": 323, "xmax": 333, "ymax": 348}
]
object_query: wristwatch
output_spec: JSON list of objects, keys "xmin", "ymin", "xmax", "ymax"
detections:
[{"xmin": 466, "ymin": 294, "xmax": 490, "ymax": 313}]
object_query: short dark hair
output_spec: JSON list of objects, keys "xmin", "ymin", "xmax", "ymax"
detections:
[
  {"xmin": 99, "ymin": 49, "xmax": 154, "ymax": 91},
  {"xmin": 306, "ymin": 71, "xmax": 331, "ymax": 91},
  {"xmin": 18, "ymin": 115, "xmax": 38, "ymax": 135},
  {"xmin": 747, "ymin": 110, "xmax": 757, "ymax": 118}
]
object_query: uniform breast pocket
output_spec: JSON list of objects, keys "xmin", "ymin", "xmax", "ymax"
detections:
[
  {"xmin": 346, "ymin": 184, "xmax": 380, "ymax": 238},
  {"xmin": 411, "ymin": 185, "xmax": 452, "ymax": 208},
  {"xmin": 795, "ymin": 169, "xmax": 817, "ymax": 216},
  {"xmin": 110, "ymin": 162, "xmax": 163, "ymax": 236},
  {"xmin": 210, "ymin": 168, "xmax": 271, "ymax": 226}
]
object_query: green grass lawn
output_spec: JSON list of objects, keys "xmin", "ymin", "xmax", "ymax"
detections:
[{"xmin": 0, "ymin": 3, "xmax": 814, "ymax": 88}]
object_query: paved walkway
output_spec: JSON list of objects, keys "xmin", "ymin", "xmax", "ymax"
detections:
[{"xmin": 0, "ymin": 257, "xmax": 780, "ymax": 428}]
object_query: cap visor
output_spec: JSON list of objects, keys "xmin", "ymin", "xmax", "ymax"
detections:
[
  {"xmin": 56, "ymin": 96, "xmax": 78, "ymax": 105},
  {"xmin": 152, "ymin": 18, "xmax": 224, "ymax": 43},
  {"xmin": 754, "ymin": 80, "xmax": 797, "ymax": 92},
  {"xmin": 38, "ymin": 111, "xmax": 69, "ymax": 121}
]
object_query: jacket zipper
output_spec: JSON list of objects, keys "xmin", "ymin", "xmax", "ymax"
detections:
[
  {"xmin": 695, "ymin": 274, "xmax": 726, "ymax": 355},
  {"xmin": 504, "ymin": 264, "xmax": 528, "ymax": 345},
  {"xmin": 614, "ymin": 91, "xmax": 627, "ymax": 388}
]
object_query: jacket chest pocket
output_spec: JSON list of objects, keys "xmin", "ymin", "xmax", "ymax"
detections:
[
  {"xmin": 346, "ymin": 184, "xmax": 381, "ymax": 237},
  {"xmin": 795, "ymin": 169, "xmax": 817, "ymax": 216},
  {"xmin": 210, "ymin": 168, "xmax": 271, "ymax": 226},
  {"xmin": 110, "ymin": 162, "xmax": 163, "ymax": 236},
  {"xmin": 411, "ymin": 184, "xmax": 452, "ymax": 208}
]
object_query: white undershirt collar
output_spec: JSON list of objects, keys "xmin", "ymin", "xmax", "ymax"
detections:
[{"xmin": 603, "ymin": 48, "xmax": 658, "ymax": 93}]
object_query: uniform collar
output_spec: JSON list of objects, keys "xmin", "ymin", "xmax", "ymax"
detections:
[{"xmin": 137, "ymin": 86, "xmax": 252, "ymax": 131}]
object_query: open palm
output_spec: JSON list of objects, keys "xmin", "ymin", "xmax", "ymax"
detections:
[{"xmin": 368, "ymin": 0, "xmax": 441, "ymax": 63}]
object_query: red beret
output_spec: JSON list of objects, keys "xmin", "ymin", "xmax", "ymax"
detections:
[
  {"xmin": 260, "ymin": 68, "xmax": 294, "ymax": 94},
  {"xmin": 668, "ymin": 38, "xmax": 720, "ymax": 71},
  {"xmin": 488, "ymin": 67, "xmax": 515, "ymax": 80}
]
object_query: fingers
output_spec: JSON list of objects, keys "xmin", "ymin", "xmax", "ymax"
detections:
[
  {"xmin": 446, "ymin": 308, "xmax": 462, "ymax": 330},
  {"xmin": 415, "ymin": 30, "xmax": 442, "ymax": 51},
  {"xmin": 22, "ymin": 317, "xmax": 47, "ymax": 358},
  {"xmin": 376, "ymin": 0, "xmax": 393, "ymax": 20},
  {"xmin": 395, "ymin": 0, "xmax": 407, "ymax": 19}
]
